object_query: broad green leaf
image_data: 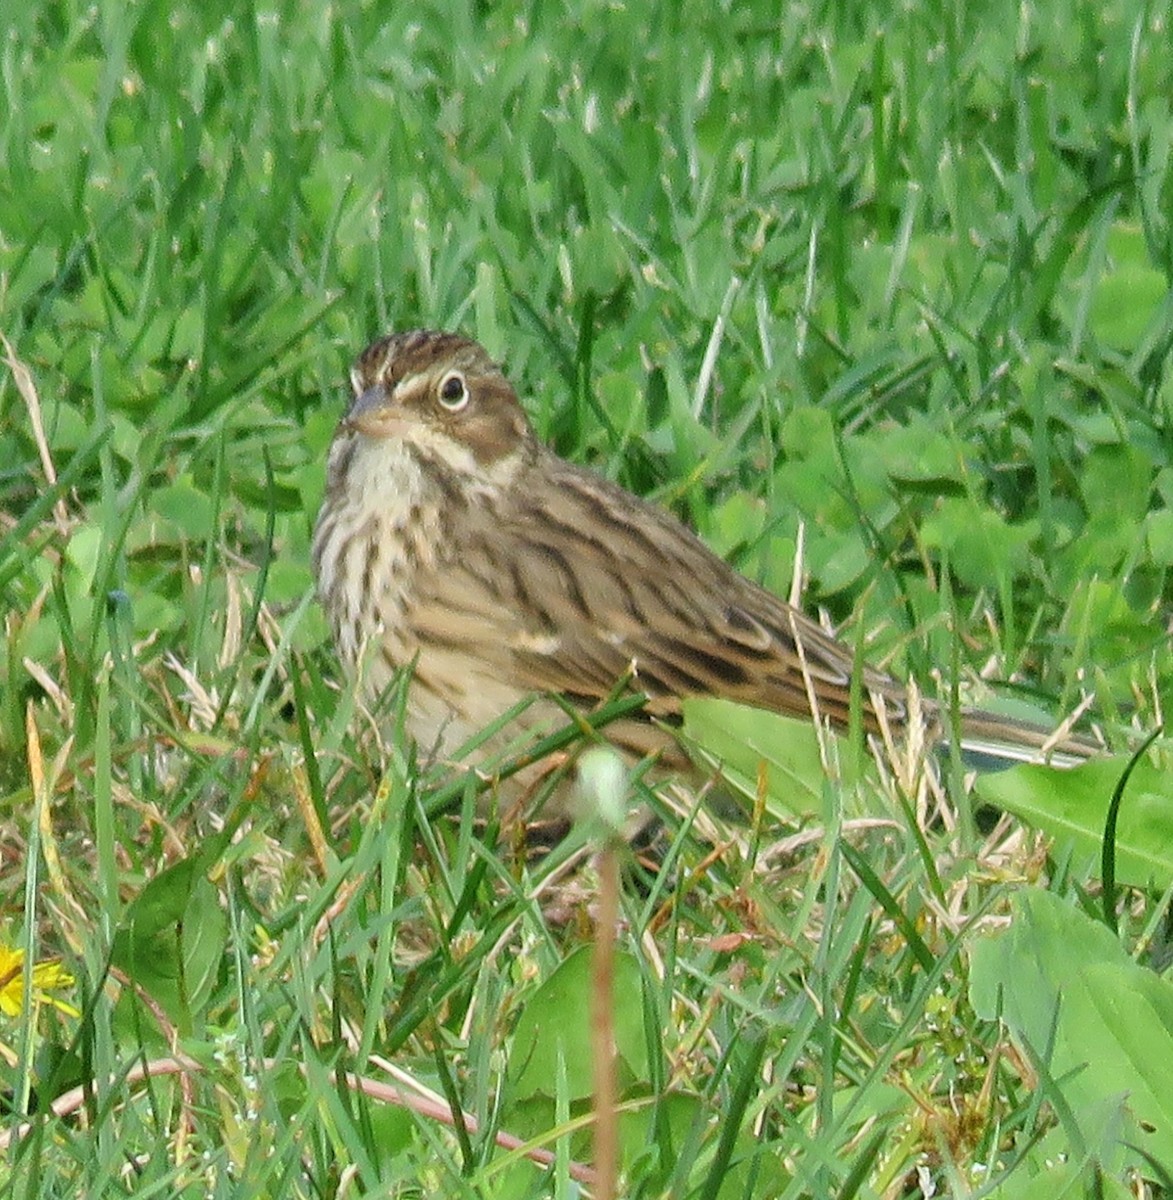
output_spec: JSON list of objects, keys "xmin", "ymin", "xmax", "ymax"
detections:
[
  {"xmin": 982, "ymin": 1135, "xmax": 1139, "ymax": 1200},
  {"xmin": 919, "ymin": 499, "xmax": 1038, "ymax": 591},
  {"xmin": 64, "ymin": 523, "xmax": 103, "ymax": 589},
  {"xmin": 507, "ymin": 945, "xmax": 647, "ymax": 1103},
  {"xmin": 875, "ymin": 416, "xmax": 966, "ymax": 490},
  {"xmin": 112, "ymin": 856, "xmax": 228, "ymax": 1033},
  {"xmin": 704, "ymin": 491, "xmax": 798, "ymax": 599},
  {"xmin": 1090, "ymin": 265, "xmax": 1168, "ymax": 353},
  {"xmin": 681, "ymin": 698, "xmax": 865, "ymax": 820},
  {"xmin": 1145, "ymin": 509, "xmax": 1173, "ymax": 566},
  {"xmin": 974, "ymin": 755, "xmax": 1173, "ymax": 889},
  {"xmin": 1079, "ymin": 444, "xmax": 1155, "ymax": 527},
  {"xmin": 970, "ymin": 889, "xmax": 1173, "ymax": 1173},
  {"xmin": 151, "ymin": 477, "xmax": 216, "ymax": 540}
]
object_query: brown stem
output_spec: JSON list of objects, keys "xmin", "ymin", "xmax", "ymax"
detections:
[{"xmin": 591, "ymin": 842, "xmax": 620, "ymax": 1200}]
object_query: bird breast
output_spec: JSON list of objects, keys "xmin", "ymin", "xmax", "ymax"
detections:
[{"xmin": 312, "ymin": 434, "xmax": 442, "ymax": 676}]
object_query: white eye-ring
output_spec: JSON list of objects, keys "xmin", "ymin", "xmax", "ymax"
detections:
[{"xmin": 437, "ymin": 371, "xmax": 469, "ymax": 411}]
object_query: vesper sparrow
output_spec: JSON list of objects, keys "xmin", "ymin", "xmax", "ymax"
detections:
[{"xmin": 312, "ymin": 330, "xmax": 1095, "ymax": 811}]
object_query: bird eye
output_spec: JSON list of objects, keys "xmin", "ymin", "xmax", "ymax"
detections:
[{"xmin": 437, "ymin": 371, "xmax": 469, "ymax": 411}]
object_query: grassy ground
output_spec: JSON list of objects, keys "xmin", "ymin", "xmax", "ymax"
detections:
[{"xmin": 2, "ymin": 0, "xmax": 1173, "ymax": 1195}]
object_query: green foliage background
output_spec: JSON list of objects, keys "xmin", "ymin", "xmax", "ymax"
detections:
[{"xmin": 1, "ymin": 0, "xmax": 1172, "ymax": 1195}]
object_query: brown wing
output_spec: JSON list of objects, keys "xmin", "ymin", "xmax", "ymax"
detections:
[{"xmin": 405, "ymin": 451, "xmax": 908, "ymax": 732}]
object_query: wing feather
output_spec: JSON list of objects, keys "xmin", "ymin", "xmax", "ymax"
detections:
[{"xmin": 405, "ymin": 453, "xmax": 907, "ymax": 731}]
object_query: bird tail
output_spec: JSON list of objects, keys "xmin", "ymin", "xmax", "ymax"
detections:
[{"xmin": 950, "ymin": 707, "xmax": 1100, "ymax": 771}]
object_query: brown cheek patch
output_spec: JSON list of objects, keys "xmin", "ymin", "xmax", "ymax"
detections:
[{"xmin": 462, "ymin": 385, "xmax": 529, "ymax": 466}]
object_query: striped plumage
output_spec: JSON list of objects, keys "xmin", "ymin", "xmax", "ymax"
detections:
[{"xmin": 312, "ymin": 330, "xmax": 1096, "ymax": 808}]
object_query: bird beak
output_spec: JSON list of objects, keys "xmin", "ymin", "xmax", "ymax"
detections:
[{"xmin": 342, "ymin": 384, "xmax": 407, "ymax": 437}]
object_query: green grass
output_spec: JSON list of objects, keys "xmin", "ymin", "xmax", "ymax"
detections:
[{"xmin": 2, "ymin": 0, "xmax": 1173, "ymax": 1195}]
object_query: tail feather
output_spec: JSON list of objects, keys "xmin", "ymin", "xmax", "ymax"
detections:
[{"xmin": 951, "ymin": 708, "xmax": 1101, "ymax": 771}]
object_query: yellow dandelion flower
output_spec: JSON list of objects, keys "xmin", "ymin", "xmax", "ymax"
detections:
[{"xmin": 0, "ymin": 943, "xmax": 80, "ymax": 1019}]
